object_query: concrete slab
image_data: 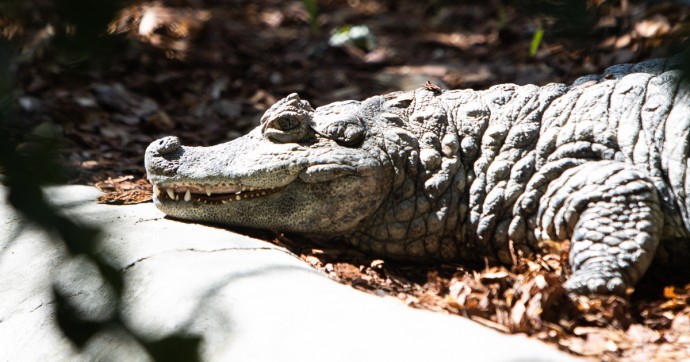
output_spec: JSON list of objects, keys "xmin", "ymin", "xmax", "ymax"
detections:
[{"xmin": 0, "ymin": 185, "xmax": 579, "ymax": 361}]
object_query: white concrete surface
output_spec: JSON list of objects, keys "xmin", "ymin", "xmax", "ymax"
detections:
[{"xmin": 0, "ymin": 185, "xmax": 578, "ymax": 361}]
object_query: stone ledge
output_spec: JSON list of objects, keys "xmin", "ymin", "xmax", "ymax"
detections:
[{"xmin": 0, "ymin": 185, "xmax": 579, "ymax": 361}]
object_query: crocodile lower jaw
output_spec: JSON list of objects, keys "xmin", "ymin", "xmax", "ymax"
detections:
[{"xmin": 152, "ymin": 183, "xmax": 283, "ymax": 205}]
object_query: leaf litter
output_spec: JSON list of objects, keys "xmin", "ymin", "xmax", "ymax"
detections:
[{"xmin": 276, "ymin": 232, "xmax": 690, "ymax": 361}]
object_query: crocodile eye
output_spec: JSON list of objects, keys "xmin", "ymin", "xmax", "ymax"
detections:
[
  {"xmin": 274, "ymin": 116, "xmax": 299, "ymax": 131},
  {"xmin": 259, "ymin": 93, "xmax": 315, "ymax": 143},
  {"xmin": 263, "ymin": 113, "xmax": 313, "ymax": 143}
]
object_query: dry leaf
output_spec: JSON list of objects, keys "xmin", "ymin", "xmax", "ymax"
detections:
[{"xmin": 635, "ymin": 15, "xmax": 671, "ymax": 38}]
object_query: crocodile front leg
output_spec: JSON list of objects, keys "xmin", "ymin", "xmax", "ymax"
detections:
[{"xmin": 535, "ymin": 161, "xmax": 663, "ymax": 295}]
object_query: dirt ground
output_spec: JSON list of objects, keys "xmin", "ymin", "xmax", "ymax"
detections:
[{"xmin": 6, "ymin": 0, "xmax": 690, "ymax": 360}]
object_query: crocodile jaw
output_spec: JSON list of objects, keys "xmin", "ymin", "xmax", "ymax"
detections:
[
  {"xmin": 151, "ymin": 182, "xmax": 284, "ymax": 205},
  {"xmin": 150, "ymin": 173, "xmax": 387, "ymax": 235}
]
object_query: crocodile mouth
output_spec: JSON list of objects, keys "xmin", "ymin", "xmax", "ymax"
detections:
[{"xmin": 152, "ymin": 182, "xmax": 283, "ymax": 205}]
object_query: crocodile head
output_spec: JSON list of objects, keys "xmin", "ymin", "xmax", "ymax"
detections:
[{"xmin": 145, "ymin": 93, "xmax": 393, "ymax": 236}]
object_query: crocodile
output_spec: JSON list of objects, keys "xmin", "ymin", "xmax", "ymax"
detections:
[{"xmin": 145, "ymin": 57, "xmax": 690, "ymax": 295}]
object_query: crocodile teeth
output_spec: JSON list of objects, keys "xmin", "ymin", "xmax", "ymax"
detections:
[
  {"xmin": 206, "ymin": 187, "xmax": 212, "ymax": 196},
  {"xmin": 184, "ymin": 190, "xmax": 191, "ymax": 202},
  {"xmin": 153, "ymin": 185, "xmax": 161, "ymax": 197},
  {"xmin": 166, "ymin": 189, "xmax": 175, "ymax": 200}
]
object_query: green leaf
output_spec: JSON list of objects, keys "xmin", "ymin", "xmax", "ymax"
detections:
[
  {"xmin": 329, "ymin": 25, "xmax": 376, "ymax": 52},
  {"xmin": 497, "ymin": 6, "xmax": 508, "ymax": 29},
  {"xmin": 302, "ymin": 0, "xmax": 319, "ymax": 34},
  {"xmin": 529, "ymin": 26, "xmax": 544, "ymax": 57}
]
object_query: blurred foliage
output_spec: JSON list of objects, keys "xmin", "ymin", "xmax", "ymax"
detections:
[
  {"xmin": 513, "ymin": 0, "xmax": 598, "ymax": 45},
  {"xmin": 329, "ymin": 24, "xmax": 376, "ymax": 52},
  {"xmin": 529, "ymin": 25, "xmax": 545, "ymax": 57},
  {"xmin": 301, "ymin": 0, "xmax": 320, "ymax": 34},
  {"xmin": 0, "ymin": 0, "xmax": 201, "ymax": 360}
]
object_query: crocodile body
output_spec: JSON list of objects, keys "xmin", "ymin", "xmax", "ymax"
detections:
[{"xmin": 146, "ymin": 57, "xmax": 690, "ymax": 295}]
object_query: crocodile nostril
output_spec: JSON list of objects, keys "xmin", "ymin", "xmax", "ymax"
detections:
[
  {"xmin": 145, "ymin": 136, "xmax": 182, "ymax": 176},
  {"xmin": 152, "ymin": 136, "xmax": 181, "ymax": 155}
]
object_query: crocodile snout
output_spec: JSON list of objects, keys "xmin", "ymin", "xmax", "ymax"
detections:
[
  {"xmin": 145, "ymin": 136, "xmax": 182, "ymax": 177},
  {"xmin": 148, "ymin": 136, "xmax": 181, "ymax": 156}
]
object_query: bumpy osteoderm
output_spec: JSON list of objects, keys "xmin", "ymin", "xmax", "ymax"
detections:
[{"xmin": 146, "ymin": 56, "xmax": 690, "ymax": 295}]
